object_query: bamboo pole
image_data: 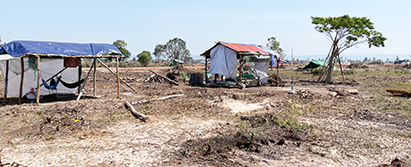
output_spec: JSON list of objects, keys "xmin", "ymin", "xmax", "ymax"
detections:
[
  {"xmin": 18, "ymin": 57, "xmax": 24, "ymax": 104},
  {"xmin": 4, "ymin": 60, "xmax": 8, "ymax": 99},
  {"xmin": 96, "ymin": 58, "xmax": 136, "ymax": 92},
  {"xmin": 93, "ymin": 58, "xmax": 97, "ymax": 96},
  {"xmin": 116, "ymin": 56, "xmax": 120, "ymax": 99},
  {"xmin": 36, "ymin": 56, "xmax": 41, "ymax": 105}
]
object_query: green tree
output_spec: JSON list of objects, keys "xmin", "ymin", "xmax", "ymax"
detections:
[
  {"xmin": 137, "ymin": 51, "xmax": 152, "ymax": 67},
  {"xmin": 311, "ymin": 15, "xmax": 386, "ymax": 83},
  {"xmin": 113, "ymin": 39, "xmax": 131, "ymax": 62},
  {"xmin": 266, "ymin": 37, "xmax": 285, "ymax": 58},
  {"xmin": 164, "ymin": 38, "xmax": 190, "ymax": 60},
  {"xmin": 153, "ymin": 44, "xmax": 166, "ymax": 61}
]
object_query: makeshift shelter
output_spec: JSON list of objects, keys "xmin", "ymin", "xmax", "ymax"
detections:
[
  {"xmin": 0, "ymin": 40, "xmax": 124, "ymax": 104},
  {"xmin": 298, "ymin": 61, "xmax": 337, "ymax": 70},
  {"xmin": 201, "ymin": 42, "xmax": 281, "ymax": 85}
]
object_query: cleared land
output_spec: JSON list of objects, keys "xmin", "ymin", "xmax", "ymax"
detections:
[{"xmin": 0, "ymin": 64, "xmax": 410, "ymax": 166}]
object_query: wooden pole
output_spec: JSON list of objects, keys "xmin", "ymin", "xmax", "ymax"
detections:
[
  {"xmin": 76, "ymin": 61, "xmax": 95, "ymax": 101},
  {"xmin": 18, "ymin": 57, "xmax": 24, "ymax": 104},
  {"xmin": 96, "ymin": 58, "xmax": 136, "ymax": 92},
  {"xmin": 204, "ymin": 57, "xmax": 207, "ymax": 86},
  {"xmin": 78, "ymin": 59, "xmax": 82, "ymax": 94},
  {"xmin": 36, "ymin": 56, "xmax": 41, "ymax": 105},
  {"xmin": 4, "ymin": 60, "xmax": 8, "ymax": 98},
  {"xmin": 93, "ymin": 58, "xmax": 97, "ymax": 96},
  {"xmin": 116, "ymin": 56, "xmax": 120, "ymax": 99},
  {"xmin": 276, "ymin": 56, "xmax": 279, "ymax": 87},
  {"xmin": 19, "ymin": 57, "xmax": 24, "ymax": 103}
]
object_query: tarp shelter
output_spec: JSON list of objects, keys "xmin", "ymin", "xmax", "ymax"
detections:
[
  {"xmin": 0, "ymin": 40, "xmax": 123, "ymax": 104},
  {"xmin": 201, "ymin": 42, "xmax": 280, "ymax": 84},
  {"xmin": 298, "ymin": 61, "xmax": 337, "ymax": 70}
]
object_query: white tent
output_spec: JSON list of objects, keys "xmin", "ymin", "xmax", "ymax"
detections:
[{"xmin": 0, "ymin": 56, "xmax": 78, "ymax": 97}]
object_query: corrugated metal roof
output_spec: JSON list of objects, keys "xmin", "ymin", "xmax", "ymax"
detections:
[
  {"xmin": 201, "ymin": 41, "xmax": 275, "ymax": 58},
  {"xmin": 220, "ymin": 42, "xmax": 267, "ymax": 53}
]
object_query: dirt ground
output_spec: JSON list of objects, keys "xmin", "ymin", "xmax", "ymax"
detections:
[{"xmin": 0, "ymin": 66, "xmax": 410, "ymax": 167}]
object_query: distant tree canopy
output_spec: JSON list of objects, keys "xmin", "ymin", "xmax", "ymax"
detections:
[
  {"xmin": 311, "ymin": 15, "xmax": 386, "ymax": 83},
  {"xmin": 113, "ymin": 39, "xmax": 131, "ymax": 61},
  {"xmin": 137, "ymin": 51, "xmax": 152, "ymax": 67},
  {"xmin": 153, "ymin": 44, "xmax": 166, "ymax": 60},
  {"xmin": 154, "ymin": 38, "xmax": 191, "ymax": 61},
  {"xmin": 266, "ymin": 37, "xmax": 285, "ymax": 58}
]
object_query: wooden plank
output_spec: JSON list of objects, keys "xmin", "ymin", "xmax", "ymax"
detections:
[{"xmin": 148, "ymin": 69, "xmax": 179, "ymax": 86}]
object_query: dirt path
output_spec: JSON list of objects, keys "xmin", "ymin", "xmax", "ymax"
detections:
[{"xmin": 0, "ymin": 69, "xmax": 410, "ymax": 166}]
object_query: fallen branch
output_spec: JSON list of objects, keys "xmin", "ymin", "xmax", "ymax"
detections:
[
  {"xmin": 124, "ymin": 101, "xmax": 148, "ymax": 121},
  {"xmin": 148, "ymin": 69, "xmax": 179, "ymax": 85},
  {"xmin": 131, "ymin": 94, "xmax": 185, "ymax": 105}
]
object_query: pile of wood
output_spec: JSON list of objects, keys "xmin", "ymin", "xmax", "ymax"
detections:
[
  {"xmin": 144, "ymin": 69, "xmax": 179, "ymax": 85},
  {"xmin": 267, "ymin": 74, "xmax": 285, "ymax": 87},
  {"xmin": 295, "ymin": 90, "xmax": 315, "ymax": 99}
]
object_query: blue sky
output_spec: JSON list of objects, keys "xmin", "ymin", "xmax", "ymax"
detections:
[{"xmin": 1, "ymin": 0, "xmax": 410, "ymax": 60}]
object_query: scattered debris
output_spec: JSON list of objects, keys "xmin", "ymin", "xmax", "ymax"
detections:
[
  {"xmin": 146, "ymin": 69, "xmax": 179, "ymax": 85},
  {"xmin": 377, "ymin": 158, "xmax": 407, "ymax": 167},
  {"xmin": 295, "ymin": 90, "xmax": 315, "ymax": 99},
  {"xmin": 348, "ymin": 62, "xmax": 368, "ymax": 68},
  {"xmin": 267, "ymin": 74, "xmax": 285, "ymax": 87}
]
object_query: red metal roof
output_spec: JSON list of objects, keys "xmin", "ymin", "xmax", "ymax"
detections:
[{"xmin": 220, "ymin": 42, "xmax": 267, "ymax": 53}]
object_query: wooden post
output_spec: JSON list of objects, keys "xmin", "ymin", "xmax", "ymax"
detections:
[
  {"xmin": 93, "ymin": 58, "xmax": 97, "ymax": 96},
  {"xmin": 204, "ymin": 57, "xmax": 207, "ymax": 86},
  {"xmin": 96, "ymin": 58, "xmax": 136, "ymax": 92},
  {"xmin": 276, "ymin": 61, "xmax": 279, "ymax": 87},
  {"xmin": 116, "ymin": 56, "xmax": 120, "ymax": 99},
  {"xmin": 18, "ymin": 57, "xmax": 24, "ymax": 104},
  {"xmin": 78, "ymin": 58, "xmax": 82, "ymax": 94},
  {"xmin": 4, "ymin": 60, "xmax": 9, "ymax": 98},
  {"xmin": 36, "ymin": 56, "xmax": 41, "ymax": 105}
]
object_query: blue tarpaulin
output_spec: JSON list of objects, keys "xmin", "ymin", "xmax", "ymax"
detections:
[{"xmin": 0, "ymin": 40, "xmax": 121, "ymax": 57}]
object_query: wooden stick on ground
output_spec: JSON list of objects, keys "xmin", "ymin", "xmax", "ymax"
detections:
[
  {"xmin": 148, "ymin": 69, "xmax": 179, "ymax": 86},
  {"xmin": 131, "ymin": 94, "xmax": 184, "ymax": 105},
  {"xmin": 125, "ymin": 101, "xmax": 148, "ymax": 121}
]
